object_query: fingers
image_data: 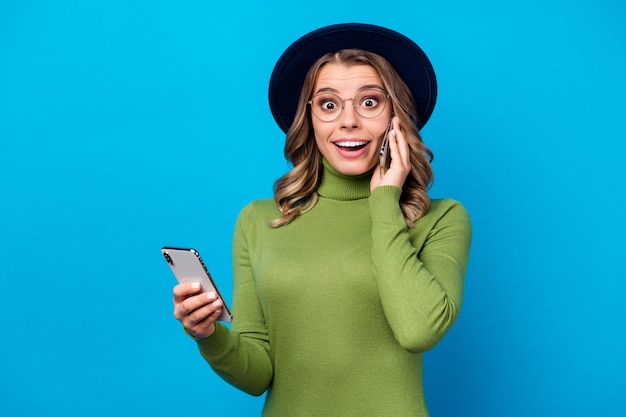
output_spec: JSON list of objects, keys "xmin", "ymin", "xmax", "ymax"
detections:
[
  {"xmin": 174, "ymin": 290, "xmax": 221, "ymax": 320},
  {"xmin": 173, "ymin": 281, "xmax": 203, "ymax": 302},
  {"xmin": 388, "ymin": 117, "xmax": 410, "ymax": 170},
  {"xmin": 180, "ymin": 295, "xmax": 222, "ymax": 328},
  {"xmin": 172, "ymin": 283, "xmax": 223, "ymax": 338},
  {"xmin": 375, "ymin": 117, "xmax": 410, "ymax": 187}
]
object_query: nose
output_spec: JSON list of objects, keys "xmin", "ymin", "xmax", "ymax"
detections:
[{"xmin": 339, "ymin": 99, "xmax": 359, "ymax": 129}]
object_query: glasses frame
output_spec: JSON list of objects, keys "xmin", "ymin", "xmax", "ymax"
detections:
[{"xmin": 307, "ymin": 88, "xmax": 390, "ymax": 122}]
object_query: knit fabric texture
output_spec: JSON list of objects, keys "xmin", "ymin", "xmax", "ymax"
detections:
[{"xmin": 192, "ymin": 159, "xmax": 472, "ymax": 416}]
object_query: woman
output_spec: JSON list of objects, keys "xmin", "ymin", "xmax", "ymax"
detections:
[{"xmin": 173, "ymin": 23, "xmax": 471, "ymax": 416}]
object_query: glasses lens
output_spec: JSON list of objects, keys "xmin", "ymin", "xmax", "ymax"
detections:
[
  {"xmin": 310, "ymin": 93, "xmax": 342, "ymax": 122},
  {"xmin": 354, "ymin": 90, "xmax": 387, "ymax": 119}
]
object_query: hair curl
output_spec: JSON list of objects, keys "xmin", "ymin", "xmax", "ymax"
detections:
[{"xmin": 270, "ymin": 49, "xmax": 433, "ymax": 228}]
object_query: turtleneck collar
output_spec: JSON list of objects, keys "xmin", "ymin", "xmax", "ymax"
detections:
[{"xmin": 316, "ymin": 158, "xmax": 372, "ymax": 201}]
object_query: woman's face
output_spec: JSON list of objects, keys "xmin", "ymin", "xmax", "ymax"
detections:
[{"xmin": 311, "ymin": 63, "xmax": 392, "ymax": 176}]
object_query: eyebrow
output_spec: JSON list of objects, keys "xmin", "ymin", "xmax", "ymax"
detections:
[{"xmin": 313, "ymin": 84, "xmax": 385, "ymax": 95}]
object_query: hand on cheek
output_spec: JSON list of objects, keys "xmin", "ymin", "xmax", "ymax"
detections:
[{"xmin": 371, "ymin": 117, "xmax": 410, "ymax": 190}]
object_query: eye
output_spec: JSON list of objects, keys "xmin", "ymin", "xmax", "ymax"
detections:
[
  {"xmin": 320, "ymin": 100, "xmax": 338, "ymax": 111},
  {"xmin": 360, "ymin": 97, "xmax": 379, "ymax": 108},
  {"xmin": 312, "ymin": 93, "xmax": 342, "ymax": 112},
  {"xmin": 358, "ymin": 91, "xmax": 384, "ymax": 109}
]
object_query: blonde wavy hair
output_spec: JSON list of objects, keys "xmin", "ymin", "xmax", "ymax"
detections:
[{"xmin": 270, "ymin": 49, "xmax": 434, "ymax": 228}]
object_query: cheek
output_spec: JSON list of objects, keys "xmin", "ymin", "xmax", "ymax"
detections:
[
  {"xmin": 371, "ymin": 121, "xmax": 391, "ymax": 145},
  {"xmin": 312, "ymin": 129, "xmax": 330, "ymax": 155},
  {"xmin": 311, "ymin": 121, "xmax": 333, "ymax": 145}
]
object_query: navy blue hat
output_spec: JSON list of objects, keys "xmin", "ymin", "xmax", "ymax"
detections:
[{"xmin": 268, "ymin": 23, "xmax": 437, "ymax": 133}]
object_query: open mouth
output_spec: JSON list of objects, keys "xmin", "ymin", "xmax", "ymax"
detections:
[{"xmin": 334, "ymin": 141, "xmax": 368, "ymax": 151}]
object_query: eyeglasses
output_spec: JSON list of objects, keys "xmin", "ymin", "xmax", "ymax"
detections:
[{"xmin": 308, "ymin": 89, "xmax": 389, "ymax": 122}]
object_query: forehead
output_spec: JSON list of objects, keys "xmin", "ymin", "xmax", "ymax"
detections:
[{"xmin": 313, "ymin": 63, "xmax": 383, "ymax": 92}]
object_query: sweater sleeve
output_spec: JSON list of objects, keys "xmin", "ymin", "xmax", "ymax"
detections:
[
  {"xmin": 191, "ymin": 204, "xmax": 273, "ymax": 396},
  {"xmin": 369, "ymin": 186, "xmax": 472, "ymax": 353}
]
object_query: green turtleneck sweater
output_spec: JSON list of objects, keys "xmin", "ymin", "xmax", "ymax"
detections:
[{"xmin": 193, "ymin": 160, "xmax": 471, "ymax": 417}]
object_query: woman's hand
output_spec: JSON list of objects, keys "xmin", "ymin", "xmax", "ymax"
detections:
[
  {"xmin": 370, "ymin": 117, "xmax": 411, "ymax": 191},
  {"xmin": 173, "ymin": 282, "xmax": 223, "ymax": 339}
]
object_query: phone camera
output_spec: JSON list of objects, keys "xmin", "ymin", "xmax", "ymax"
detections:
[{"xmin": 163, "ymin": 252, "xmax": 173, "ymax": 265}]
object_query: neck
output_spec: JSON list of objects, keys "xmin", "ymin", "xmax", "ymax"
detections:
[{"xmin": 317, "ymin": 158, "xmax": 372, "ymax": 201}]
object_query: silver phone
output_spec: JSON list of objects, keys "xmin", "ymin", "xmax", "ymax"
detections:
[
  {"xmin": 161, "ymin": 246, "xmax": 232, "ymax": 322},
  {"xmin": 379, "ymin": 120, "xmax": 393, "ymax": 178}
]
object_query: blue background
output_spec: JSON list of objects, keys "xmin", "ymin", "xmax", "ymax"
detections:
[{"xmin": 1, "ymin": 0, "xmax": 625, "ymax": 416}]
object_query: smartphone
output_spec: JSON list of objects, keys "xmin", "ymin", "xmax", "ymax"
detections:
[
  {"xmin": 379, "ymin": 120, "xmax": 393, "ymax": 178},
  {"xmin": 161, "ymin": 246, "xmax": 232, "ymax": 322}
]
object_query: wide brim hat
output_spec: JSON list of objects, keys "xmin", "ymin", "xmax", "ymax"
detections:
[{"xmin": 268, "ymin": 23, "xmax": 437, "ymax": 133}]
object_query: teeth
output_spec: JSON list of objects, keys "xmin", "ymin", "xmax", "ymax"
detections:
[{"xmin": 335, "ymin": 141, "xmax": 367, "ymax": 147}]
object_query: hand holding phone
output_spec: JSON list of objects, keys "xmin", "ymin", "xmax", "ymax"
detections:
[
  {"xmin": 163, "ymin": 247, "xmax": 232, "ymax": 323},
  {"xmin": 372, "ymin": 116, "xmax": 412, "ymax": 191},
  {"xmin": 379, "ymin": 119, "xmax": 393, "ymax": 178}
]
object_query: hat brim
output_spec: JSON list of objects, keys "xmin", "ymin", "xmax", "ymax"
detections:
[{"xmin": 268, "ymin": 23, "xmax": 437, "ymax": 133}]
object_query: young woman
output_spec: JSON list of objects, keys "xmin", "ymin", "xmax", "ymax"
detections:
[{"xmin": 173, "ymin": 23, "xmax": 471, "ymax": 416}]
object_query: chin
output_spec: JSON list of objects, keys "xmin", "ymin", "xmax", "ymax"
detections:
[{"xmin": 336, "ymin": 161, "xmax": 375, "ymax": 176}]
